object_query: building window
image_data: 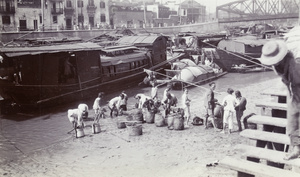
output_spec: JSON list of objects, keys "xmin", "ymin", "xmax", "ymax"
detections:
[
  {"xmin": 78, "ymin": 0, "xmax": 83, "ymax": 7},
  {"xmin": 100, "ymin": 1, "xmax": 105, "ymax": 8},
  {"xmin": 53, "ymin": 16, "xmax": 57, "ymax": 23},
  {"xmin": 66, "ymin": 0, "xmax": 72, "ymax": 7},
  {"xmin": 78, "ymin": 15, "xmax": 84, "ymax": 23},
  {"xmin": 100, "ymin": 14, "xmax": 105, "ymax": 22},
  {"xmin": 88, "ymin": 0, "xmax": 94, "ymax": 6},
  {"xmin": 2, "ymin": 16, "xmax": 10, "ymax": 24},
  {"xmin": 40, "ymin": 15, "xmax": 42, "ymax": 24},
  {"xmin": 139, "ymin": 20, "xmax": 143, "ymax": 28}
]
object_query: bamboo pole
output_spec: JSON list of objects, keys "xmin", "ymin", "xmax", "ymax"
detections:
[{"xmin": 144, "ymin": 68, "xmax": 222, "ymax": 94}]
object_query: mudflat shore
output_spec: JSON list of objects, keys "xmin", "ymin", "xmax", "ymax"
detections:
[{"xmin": 0, "ymin": 72, "xmax": 285, "ymax": 177}]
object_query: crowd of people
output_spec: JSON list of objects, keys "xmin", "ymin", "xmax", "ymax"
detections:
[
  {"xmin": 67, "ymin": 79, "xmax": 248, "ymax": 134},
  {"xmin": 66, "ymin": 27, "xmax": 299, "ymax": 163}
]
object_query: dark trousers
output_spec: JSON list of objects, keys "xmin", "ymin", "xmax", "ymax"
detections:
[{"xmin": 236, "ymin": 110, "xmax": 243, "ymax": 131}]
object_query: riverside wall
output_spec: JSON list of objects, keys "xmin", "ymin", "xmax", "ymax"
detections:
[
  {"xmin": 0, "ymin": 18, "xmax": 296, "ymax": 44},
  {"xmin": 0, "ymin": 21, "xmax": 221, "ymax": 44}
]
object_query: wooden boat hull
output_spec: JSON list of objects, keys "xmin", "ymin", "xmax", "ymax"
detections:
[
  {"xmin": 214, "ymin": 50, "xmax": 261, "ymax": 72},
  {"xmin": 0, "ymin": 41, "xmax": 169, "ymax": 110},
  {"xmin": 0, "ymin": 63, "xmax": 166, "ymax": 108}
]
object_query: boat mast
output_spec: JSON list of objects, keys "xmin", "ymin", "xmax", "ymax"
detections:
[{"xmin": 144, "ymin": 0, "xmax": 146, "ymax": 28}]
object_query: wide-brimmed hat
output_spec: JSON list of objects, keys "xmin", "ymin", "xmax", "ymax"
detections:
[{"xmin": 260, "ymin": 40, "xmax": 288, "ymax": 66}]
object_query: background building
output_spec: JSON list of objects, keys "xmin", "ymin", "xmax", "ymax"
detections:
[
  {"xmin": 109, "ymin": 5, "xmax": 154, "ymax": 29},
  {"xmin": 0, "ymin": 0, "xmax": 206, "ymax": 32},
  {"xmin": 0, "ymin": 0, "xmax": 110, "ymax": 31}
]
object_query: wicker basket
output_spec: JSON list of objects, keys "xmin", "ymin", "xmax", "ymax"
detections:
[
  {"xmin": 127, "ymin": 124, "xmax": 143, "ymax": 136},
  {"xmin": 117, "ymin": 121, "xmax": 126, "ymax": 129},
  {"xmin": 145, "ymin": 110, "xmax": 155, "ymax": 124},
  {"xmin": 155, "ymin": 113, "xmax": 166, "ymax": 127}
]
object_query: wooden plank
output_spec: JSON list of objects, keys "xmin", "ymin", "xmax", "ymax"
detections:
[
  {"xmin": 261, "ymin": 90, "xmax": 287, "ymax": 97},
  {"xmin": 247, "ymin": 115, "xmax": 287, "ymax": 128},
  {"xmin": 219, "ymin": 156, "xmax": 300, "ymax": 177},
  {"xmin": 255, "ymin": 102, "xmax": 287, "ymax": 110},
  {"xmin": 235, "ymin": 144, "xmax": 300, "ymax": 167},
  {"xmin": 240, "ymin": 129, "xmax": 290, "ymax": 145}
]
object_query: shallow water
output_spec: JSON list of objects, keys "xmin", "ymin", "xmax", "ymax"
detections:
[{"xmin": 0, "ymin": 71, "xmax": 278, "ymax": 118}]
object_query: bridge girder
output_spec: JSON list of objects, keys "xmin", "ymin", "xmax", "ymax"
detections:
[{"xmin": 217, "ymin": 0, "xmax": 300, "ymax": 21}]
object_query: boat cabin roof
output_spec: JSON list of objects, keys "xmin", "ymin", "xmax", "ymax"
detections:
[
  {"xmin": 219, "ymin": 35, "xmax": 268, "ymax": 47},
  {"xmin": 177, "ymin": 32, "xmax": 227, "ymax": 40},
  {"xmin": 101, "ymin": 50, "xmax": 146, "ymax": 66},
  {"xmin": 101, "ymin": 45, "xmax": 138, "ymax": 53},
  {"xmin": 0, "ymin": 42, "xmax": 102, "ymax": 57},
  {"xmin": 117, "ymin": 35, "xmax": 167, "ymax": 47}
]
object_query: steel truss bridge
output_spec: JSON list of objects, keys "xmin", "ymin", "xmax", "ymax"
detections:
[{"xmin": 217, "ymin": 0, "xmax": 300, "ymax": 23}]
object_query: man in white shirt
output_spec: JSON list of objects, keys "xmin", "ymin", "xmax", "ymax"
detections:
[
  {"xmin": 221, "ymin": 88, "xmax": 237, "ymax": 134},
  {"xmin": 151, "ymin": 81, "xmax": 158, "ymax": 101},
  {"xmin": 108, "ymin": 96, "xmax": 121, "ymax": 118},
  {"xmin": 182, "ymin": 88, "xmax": 191, "ymax": 127},
  {"xmin": 78, "ymin": 103, "xmax": 88, "ymax": 119},
  {"xmin": 135, "ymin": 93, "xmax": 151, "ymax": 109},
  {"xmin": 93, "ymin": 92, "xmax": 104, "ymax": 120}
]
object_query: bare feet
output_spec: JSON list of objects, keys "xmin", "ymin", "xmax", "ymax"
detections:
[
  {"xmin": 284, "ymin": 146, "xmax": 300, "ymax": 160},
  {"xmin": 220, "ymin": 130, "xmax": 225, "ymax": 134}
]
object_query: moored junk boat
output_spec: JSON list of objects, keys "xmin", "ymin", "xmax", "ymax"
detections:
[
  {"xmin": 116, "ymin": 34, "xmax": 172, "ymax": 85},
  {"xmin": 116, "ymin": 34, "xmax": 169, "ymax": 67},
  {"xmin": 212, "ymin": 35, "xmax": 269, "ymax": 72},
  {"xmin": 0, "ymin": 41, "xmax": 168, "ymax": 110}
]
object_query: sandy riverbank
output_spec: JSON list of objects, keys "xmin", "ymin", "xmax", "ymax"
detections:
[{"xmin": 0, "ymin": 72, "xmax": 286, "ymax": 177}]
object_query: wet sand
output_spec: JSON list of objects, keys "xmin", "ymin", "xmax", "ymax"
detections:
[{"xmin": 0, "ymin": 71, "xmax": 286, "ymax": 177}]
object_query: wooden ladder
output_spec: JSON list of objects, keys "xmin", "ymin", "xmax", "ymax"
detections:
[{"xmin": 219, "ymin": 90, "xmax": 300, "ymax": 177}]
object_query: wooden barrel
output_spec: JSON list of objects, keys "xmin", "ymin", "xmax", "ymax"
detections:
[
  {"xmin": 155, "ymin": 112, "xmax": 165, "ymax": 127},
  {"xmin": 173, "ymin": 114, "xmax": 184, "ymax": 130},
  {"xmin": 145, "ymin": 110, "xmax": 155, "ymax": 124},
  {"xmin": 128, "ymin": 124, "xmax": 142, "ymax": 136}
]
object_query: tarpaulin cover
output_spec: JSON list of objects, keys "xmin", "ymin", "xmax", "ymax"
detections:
[{"xmin": 117, "ymin": 35, "xmax": 162, "ymax": 46}]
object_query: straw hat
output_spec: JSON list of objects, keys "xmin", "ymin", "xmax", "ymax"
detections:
[{"xmin": 260, "ymin": 40, "xmax": 288, "ymax": 66}]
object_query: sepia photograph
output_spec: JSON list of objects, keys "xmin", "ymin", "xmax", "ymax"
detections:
[{"xmin": 0, "ymin": 0, "xmax": 300, "ymax": 176}]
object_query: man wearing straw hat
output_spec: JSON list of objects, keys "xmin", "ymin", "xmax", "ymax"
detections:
[{"xmin": 260, "ymin": 39, "xmax": 300, "ymax": 160}]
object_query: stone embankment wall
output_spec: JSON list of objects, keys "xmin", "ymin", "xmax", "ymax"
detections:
[{"xmin": 0, "ymin": 22, "xmax": 220, "ymax": 44}]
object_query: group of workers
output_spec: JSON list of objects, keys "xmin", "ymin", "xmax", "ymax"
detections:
[
  {"xmin": 66, "ymin": 27, "xmax": 300, "ymax": 162},
  {"xmin": 204, "ymin": 82, "xmax": 247, "ymax": 134}
]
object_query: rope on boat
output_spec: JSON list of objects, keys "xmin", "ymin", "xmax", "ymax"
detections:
[
  {"xmin": 202, "ymin": 41, "xmax": 273, "ymax": 70},
  {"xmin": 4, "ymin": 30, "xmax": 36, "ymax": 46},
  {"xmin": 144, "ymin": 68, "xmax": 221, "ymax": 93}
]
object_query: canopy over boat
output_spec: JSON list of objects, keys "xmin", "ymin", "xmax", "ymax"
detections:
[
  {"xmin": 0, "ymin": 42, "xmax": 102, "ymax": 57},
  {"xmin": 117, "ymin": 35, "xmax": 168, "ymax": 47}
]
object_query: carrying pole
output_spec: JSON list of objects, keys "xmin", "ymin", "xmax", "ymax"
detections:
[{"xmin": 144, "ymin": 69, "xmax": 221, "ymax": 94}]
